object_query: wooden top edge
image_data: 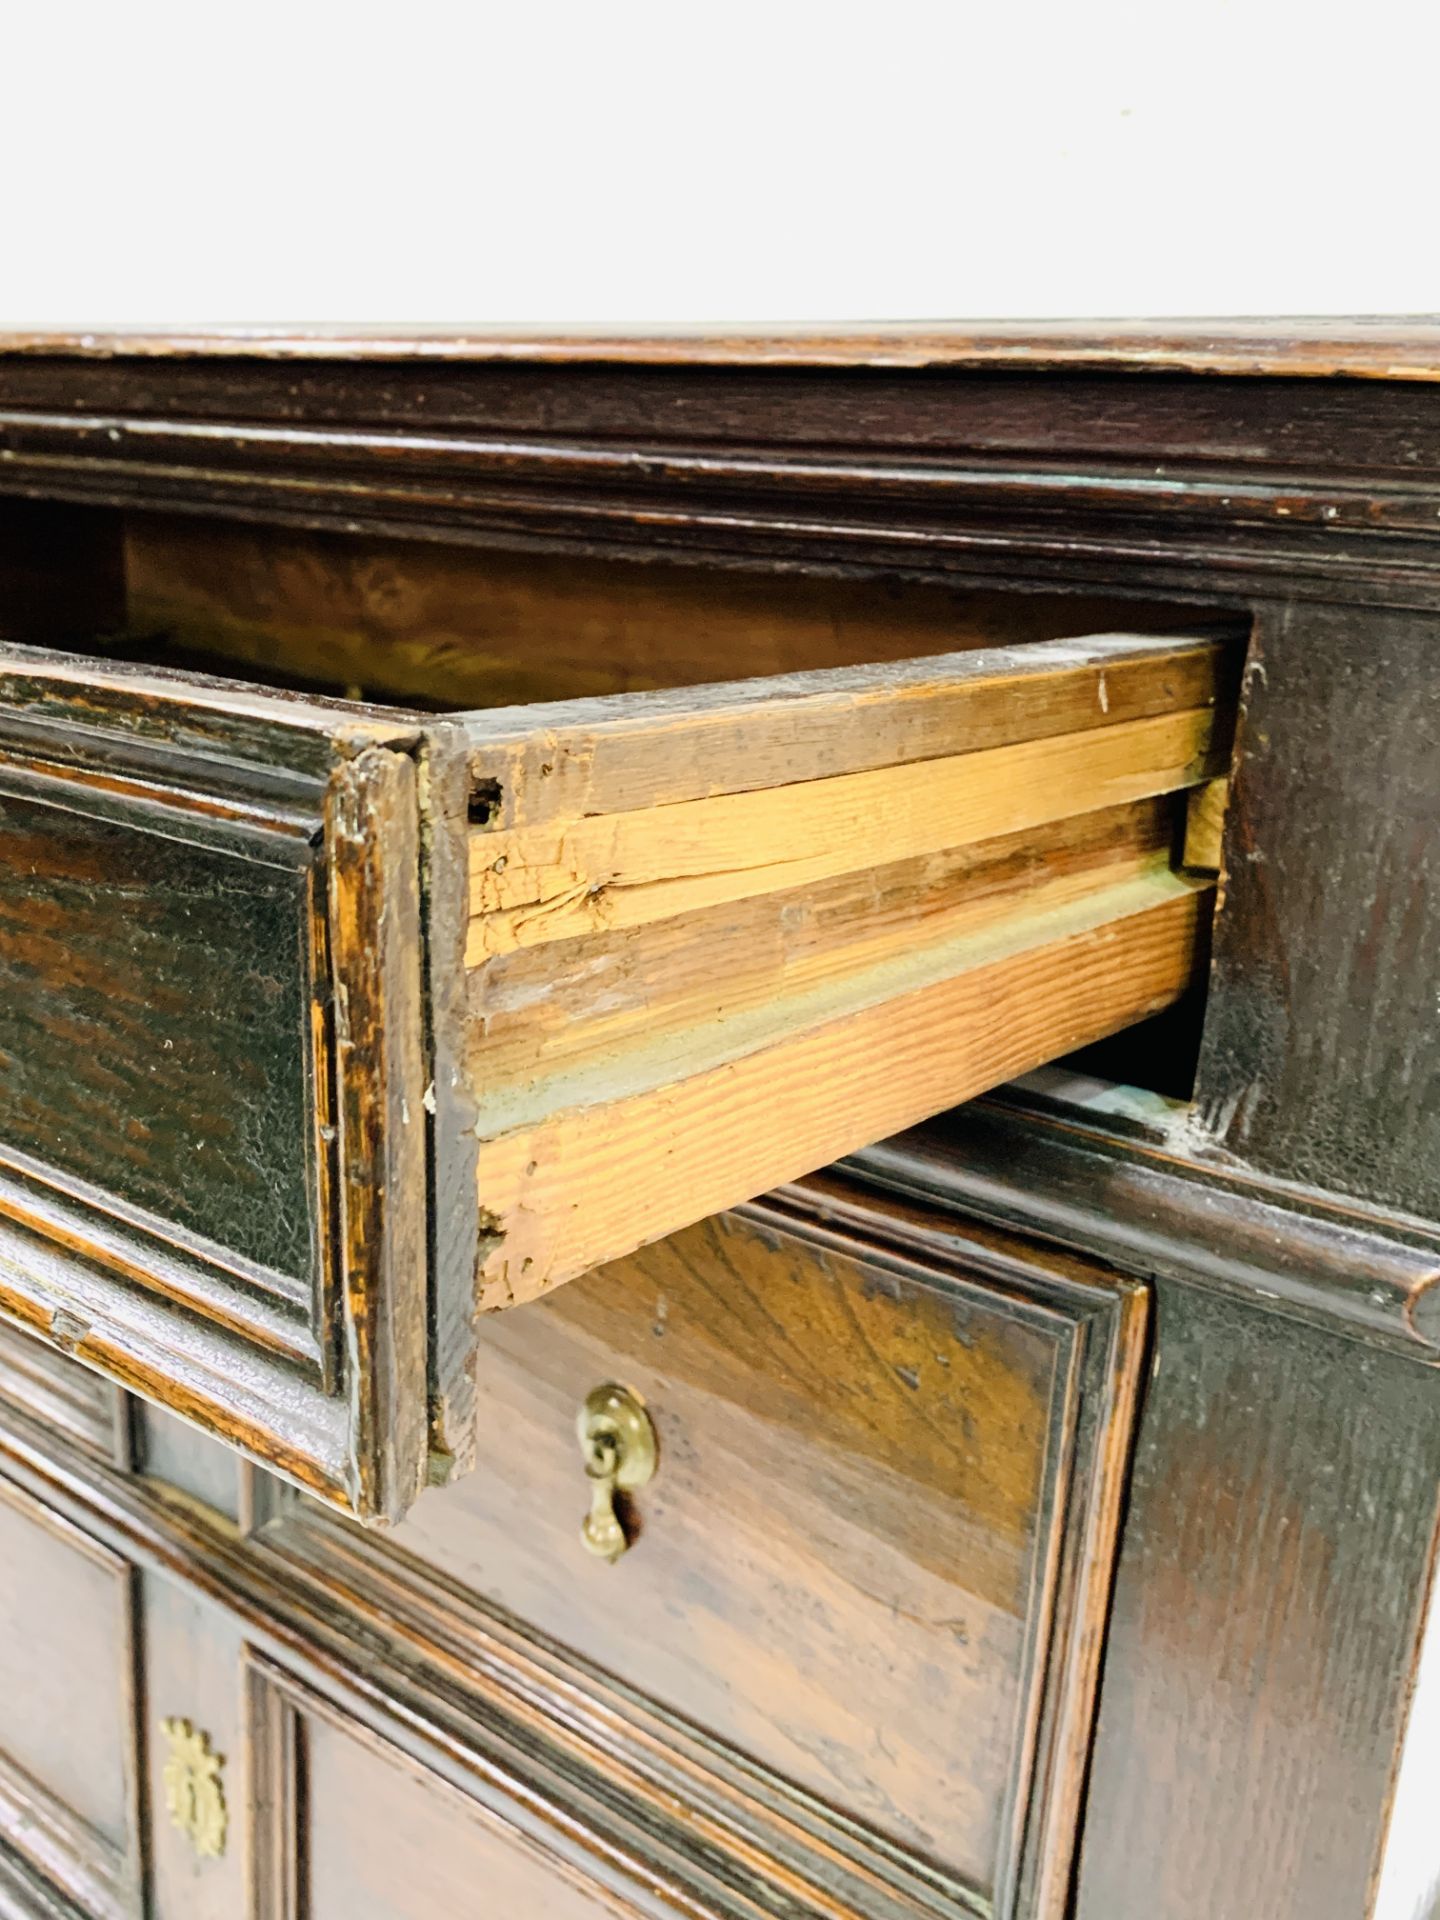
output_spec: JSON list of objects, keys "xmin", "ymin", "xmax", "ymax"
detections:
[
  {"xmin": 0, "ymin": 637, "xmax": 425, "ymax": 745},
  {"xmin": 458, "ymin": 630, "xmax": 1226, "ymax": 742},
  {"xmin": 4, "ymin": 319, "xmax": 1440, "ymax": 379}
]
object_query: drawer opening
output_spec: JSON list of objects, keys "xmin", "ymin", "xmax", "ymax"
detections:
[
  {"xmin": 0, "ymin": 494, "xmax": 1240, "ymax": 1516},
  {"xmin": 1025, "ymin": 759, "xmax": 1229, "ymax": 1109},
  {"xmin": 1053, "ymin": 991, "xmax": 1210, "ymax": 1102},
  {"xmin": 46, "ymin": 511, "xmax": 1228, "ymax": 1118},
  {"xmin": 0, "ymin": 497, "xmax": 1241, "ymax": 1253},
  {"xmin": 4, "ymin": 501, "xmax": 1220, "ymax": 710}
]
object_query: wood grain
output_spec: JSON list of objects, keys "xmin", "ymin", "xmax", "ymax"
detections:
[
  {"xmin": 3, "ymin": 327, "xmax": 1440, "ymax": 1920},
  {"xmin": 8, "ymin": 319, "xmax": 1440, "ymax": 379},
  {"xmin": 396, "ymin": 1187, "xmax": 1146, "ymax": 1914},
  {"xmin": 1075, "ymin": 1282, "xmax": 1440, "ymax": 1920},
  {"xmin": 1195, "ymin": 600, "xmax": 1440, "ymax": 1218},
  {"xmin": 6, "ymin": 353, "xmax": 1439, "ymax": 615},
  {"xmin": 123, "ymin": 512, "xmax": 1198, "ymax": 709},
  {"xmin": 323, "ymin": 744, "xmax": 430, "ymax": 1521},
  {"xmin": 475, "ymin": 876, "xmax": 1206, "ymax": 1308},
  {"xmin": 464, "ymin": 633, "xmax": 1225, "ymax": 1304},
  {"xmin": 467, "ymin": 634, "xmax": 1231, "ymax": 826},
  {"xmin": 467, "ymin": 707, "xmax": 1217, "ymax": 959},
  {"xmin": 0, "ymin": 646, "xmax": 431, "ymax": 1521},
  {"xmin": 859, "ymin": 1103, "xmax": 1440, "ymax": 1359},
  {"xmin": 0, "ymin": 764, "xmax": 323, "ymax": 1289},
  {"xmin": 1182, "ymin": 778, "xmax": 1228, "ymax": 875},
  {"xmin": 466, "ymin": 799, "xmax": 1178, "ymax": 1100}
]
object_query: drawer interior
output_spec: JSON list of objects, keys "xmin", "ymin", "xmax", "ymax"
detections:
[{"xmin": 6, "ymin": 501, "xmax": 1210, "ymax": 707}]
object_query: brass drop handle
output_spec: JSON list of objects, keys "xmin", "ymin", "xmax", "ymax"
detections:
[{"xmin": 576, "ymin": 1383, "xmax": 657, "ymax": 1563}]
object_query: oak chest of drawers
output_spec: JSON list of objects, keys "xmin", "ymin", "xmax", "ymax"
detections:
[{"xmin": 0, "ymin": 323, "xmax": 1437, "ymax": 1920}]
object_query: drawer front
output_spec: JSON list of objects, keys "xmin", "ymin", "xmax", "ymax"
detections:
[
  {"xmin": 0, "ymin": 650, "xmax": 432, "ymax": 1520},
  {"xmin": 0, "ymin": 1474, "xmax": 142, "ymax": 1920},
  {"xmin": 248, "ymin": 1655, "xmax": 629, "ymax": 1920},
  {"xmin": 0, "ymin": 1319, "xmax": 126, "ymax": 1465},
  {"xmin": 388, "ymin": 1177, "xmax": 1147, "ymax": 1918},
  {"xmin": 0, "ymin": 776, "xmax": 317, "ymax": 1279}
]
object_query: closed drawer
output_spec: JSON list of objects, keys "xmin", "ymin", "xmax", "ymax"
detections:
[
  {"xmin": 0, "ymin": 510, "xmax": 1232, "ymax": 1517},
  {"xmin": 274, "ymin": 1172, "xmax": 1148, "ymax": 1919},
  {"xmin": 0, "ymin": 1474, "xmax": 142, "ymax": 1920},
  {"xmin": 0, "ymin": 1319, "xmax": 126, "ymax": 1466},
  {"xmin": 247, "ymin": 1654, "xmax": 626, "ymax": 1920}
]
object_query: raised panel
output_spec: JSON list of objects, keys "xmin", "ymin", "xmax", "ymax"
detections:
[{"xmin": 0, "ymin": 777, "xmax": 319, "ymax": 1281}]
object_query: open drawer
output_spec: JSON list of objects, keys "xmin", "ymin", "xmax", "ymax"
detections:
[{"xmin": 0, "ymin": 518, "xmax": 1236, "ymax": 1519}]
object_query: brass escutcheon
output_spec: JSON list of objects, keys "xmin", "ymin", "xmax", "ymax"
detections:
[
  {"xmin": 576, "ymin": 1383, "xmax": 657, "ymax": 1563},
  {"xmin": 160, "ymin": 1718, "xmax": 227, "ymax": 1859}
]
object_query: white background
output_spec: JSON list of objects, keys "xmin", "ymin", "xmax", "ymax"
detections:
[{"xmin": 2, "ymin": 0, "xmax": 1437, "ymax": 323}]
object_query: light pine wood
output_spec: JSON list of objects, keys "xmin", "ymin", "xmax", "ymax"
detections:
[
  {"xmin": 467, "ymin": 705, "xmax": 1217, "ymax": 960},
  {"xmin": 466, "ymin": 797, "xmax": 1177, "ymax": 1105},
  {"xmin": 122, "ymin": 512, "xmax": 1201, "ymax": 710},
  {"xmin": 476, "ymin": 876, "xmax": 1206, "ymax": 1307},
  {"xmin": 463, "ymin": 633, "xmax": 1229, "ymax": 1306},
  {"xmin": 470, "ymin": 633, "xmax": 1230, "ymax": 825},
  {"xmin": 1183, "ymin": 777, "xmax": 1230, "ymax": 874}
]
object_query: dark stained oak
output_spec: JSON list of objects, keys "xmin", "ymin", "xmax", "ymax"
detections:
[
  {"xmin": 1197, "ymin": 599, "xmax": 1440, "ymax": 1217},
  {"xmin": 0, "ymin": 647, "xmax": 434, "ymax": 1520},
  {"xmin": 0, "ymin": 775, "xmax": 319, "ymax": 1279},
  {"xmin": 7, "ymin": 318, "xmax": 1440, "ymax": 377},
  {"xmin": 1076, "ymin": 1283, "xmax": 1440, "ymax": 1920}
]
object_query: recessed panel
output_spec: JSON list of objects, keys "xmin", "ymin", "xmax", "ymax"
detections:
[{"xmin": 0, "ymin": 779, "xmax": 319, "ymax": 1288}]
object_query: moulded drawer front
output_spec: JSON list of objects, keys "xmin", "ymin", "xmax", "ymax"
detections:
[
  {"xmin": 0, "ymin": 631, "xmax": 1229, "ymax": 1521},
  {"xmin": 0, "ymin": 649, "xmax": 431, "ymax": 1521},
  {"xmin": 373, "ymin": 1173, "xmax": 1151, "ymax": 1920},
  {"xmin": 248, "ymin": 1654, "xmax": 624, "ymax": 1920},
  {"xmin": 0, "ymin": 1473, "xmax": 143, "ymax": 1920}
]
